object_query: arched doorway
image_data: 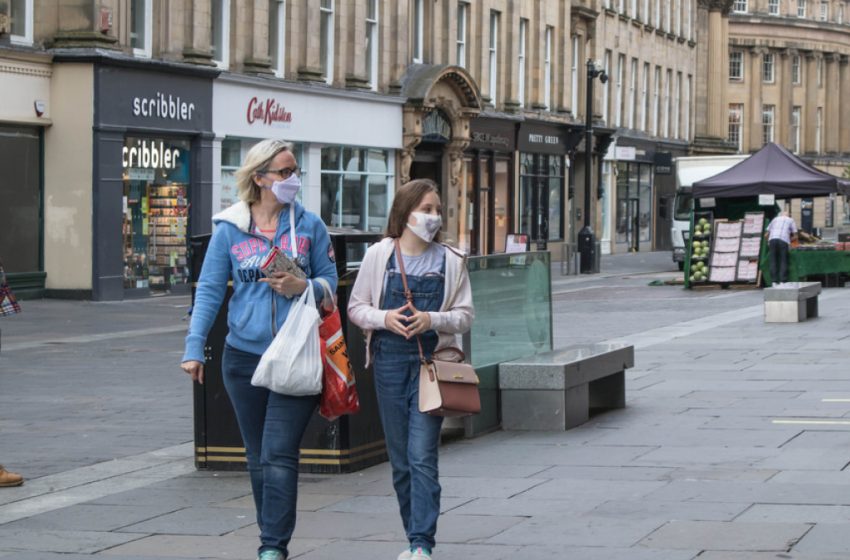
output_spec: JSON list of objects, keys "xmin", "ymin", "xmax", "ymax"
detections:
[{"xmin": 400, "ymin": 65, "xmax": 481, "ymax": 246}]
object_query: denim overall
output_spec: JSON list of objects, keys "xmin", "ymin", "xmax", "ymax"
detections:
[{"xmin": 372, "ymin": 251, "xmax": 446, "ymax": 552}]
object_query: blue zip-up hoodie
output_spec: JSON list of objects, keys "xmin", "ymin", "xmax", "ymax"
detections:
[{"xmin": 182, "ymin": 200, "xmax": 338, "ymax": 363}]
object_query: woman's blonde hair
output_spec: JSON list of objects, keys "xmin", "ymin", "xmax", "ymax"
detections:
[{"xmin": 235, "ymin": 139, "xmax": 294, "ymax": 204}]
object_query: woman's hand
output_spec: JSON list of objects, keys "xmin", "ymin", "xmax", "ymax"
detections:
[
  {"xmin": 260, "ymin": 271, "xmax": 308, "ymax": 297},
  {"xmin": 405, "ymin": 308, "xmax": 432, "ymax": 338},
  {"xmin": 181, "ymin": 360, "xmax": 204, "ymax": 385},
  {"xmin": 384, "ymin": 303, "xmax": 412, "ymax": 337}
]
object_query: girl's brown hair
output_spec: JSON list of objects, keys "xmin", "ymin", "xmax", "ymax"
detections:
[{"xmin": 385, "ymin": 179, "xmax": 441, "ymax": 241}]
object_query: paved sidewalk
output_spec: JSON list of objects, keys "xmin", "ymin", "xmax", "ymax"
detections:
[{"xmin": 2, "ymin": 261, "xmax": 850, "ymax": 559}]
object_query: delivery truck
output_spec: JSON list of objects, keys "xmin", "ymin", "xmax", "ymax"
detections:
[{"xmin": 672, "ymin": 155, "xmax": 748, "ymax": 270}]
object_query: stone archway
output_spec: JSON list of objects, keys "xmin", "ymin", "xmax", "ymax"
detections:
[{"xmin": 399, "ymin": 65, "xmax": 482, "ymax": 186}]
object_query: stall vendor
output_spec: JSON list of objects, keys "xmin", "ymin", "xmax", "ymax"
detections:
[{"xmin": 764, "ymin": 211, "xmax": 798, "ymax": 286}]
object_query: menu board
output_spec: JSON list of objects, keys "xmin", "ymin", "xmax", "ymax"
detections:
[
  {"xmin": 709, "ymin": 219, "xmax": 743, "ymax": 284},
  {"xmin": 739, "ymin": 237, "xmax": 761, "ymax": 258},
  {"xmin": 716, "ymin": 221, "xmax": 743, "ymax": 238},
  {"xmin": 743, "ymin": 213, "xmax": 765, "ymax": 235},
  {"xmin": 737, "ymin": 260, "xmax": 759, "ymax": 281},
  {"xmin": 709, "ymin": 266, "xmax": 737, "ymax": 282}
]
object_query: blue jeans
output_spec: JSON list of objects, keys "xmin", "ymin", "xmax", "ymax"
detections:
[
  {"xmin": 222, "ymin": 344, "xmax": 318, "ymax": 558},
  {"xmin": 372, "ymin": 335, "xmax": 443, "ymax": 552}
]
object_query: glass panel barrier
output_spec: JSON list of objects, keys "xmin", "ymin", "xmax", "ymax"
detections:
[{"xmin": 463, "ymin": 251, "xmax": 553, "ymax": 435}]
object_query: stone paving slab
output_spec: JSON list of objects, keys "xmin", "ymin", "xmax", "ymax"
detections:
[
  {"xmin": 482, "ymin": 514, "xmax": 665, "ymax": 548},
  {"xmin": 0, "ymin": 504, "xmax": 181, "ymax": 532},
  {"xmin": 790, "ymin": 523, "xmax": 850, "ymax": 555},
  {"xmin": 638, "ymin": 520, "xmax": 812, "ymax": 551},
  {"xmin": 736, "ymin": 504, "xmax": 850, "ymax": 524},
  {"xmin": 116, "ymin": 507, "xmax": 256, "ymax": 536},
  {"xmin": 101, "ymin": 534, "xmax": 331, "ymax": 558},
  {"xmin": 0, "ymin": 527, "xmax": 144, "ymax": 554}
]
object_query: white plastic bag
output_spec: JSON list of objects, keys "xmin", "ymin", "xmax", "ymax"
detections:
[{"xmin": 251, "ymin": 281, "xmax": 323, "ymax": 395}]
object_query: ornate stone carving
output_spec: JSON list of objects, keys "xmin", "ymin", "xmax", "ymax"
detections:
[{"xmin": 697, "ymin": 0, "xmax": 734, "ymax": 14}]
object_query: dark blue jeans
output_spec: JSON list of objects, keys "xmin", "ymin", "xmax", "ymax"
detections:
[
  {"xmin": 222, "ymin": 344, "xmax": 318, "ymax": 558},
  {"xmin": 372, "ymin": 335, "xmax": 443, "ymax": 552},
  {"xmin": 769, "ymin": 238, "xmax": 790, "ymax": 284}
]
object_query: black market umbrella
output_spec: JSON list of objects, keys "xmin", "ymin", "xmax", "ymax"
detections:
[{"xmin": 693, "ymin": 142, "xmax": 850, "ymax": 199}]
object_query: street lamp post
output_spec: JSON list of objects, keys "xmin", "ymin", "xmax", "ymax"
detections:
[{"xmin": 578, "ymin": 59, "xmax": 608, "ymax": 273}]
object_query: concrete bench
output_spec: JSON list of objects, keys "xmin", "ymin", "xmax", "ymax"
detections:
[
  {"xmin": 498, "ymin": 343, "xmax": 633, "ymax": 431},
  {"xmin": 764, "ymin": 281, "xmax": 821, "ymax": 323}
]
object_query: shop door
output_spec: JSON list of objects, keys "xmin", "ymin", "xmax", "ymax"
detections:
[{"xmin": 616, "ymin": 162, "xmax": 652, "ymax": 252}]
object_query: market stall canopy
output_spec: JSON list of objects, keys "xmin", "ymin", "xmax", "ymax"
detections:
[{"xmin": 692, "ymin": 142, "xmax": 850, "ymax": 199}]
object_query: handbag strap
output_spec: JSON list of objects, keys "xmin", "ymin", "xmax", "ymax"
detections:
[{"xmin": 393, "ymin": 239, "xmax": 427, "ymax": 363}]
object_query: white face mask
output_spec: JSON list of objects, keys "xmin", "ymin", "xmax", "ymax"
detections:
[
  {"xmin": 266, "ymin": 174, "xmax": 301, "ymax": 205},
  {"xmin": 407, "ymin": 211, "xmax": 442, "ymax": 242}
]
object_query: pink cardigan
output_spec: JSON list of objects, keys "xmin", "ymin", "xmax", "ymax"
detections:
[{"xmin": 348, "ymin": 237, "xmax": 475, "ymax": 367}]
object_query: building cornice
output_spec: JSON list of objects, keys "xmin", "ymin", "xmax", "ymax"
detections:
[
  {"xmin": 50, "ymin": 48, "xmax": 221, "ymax": 78},
  {"xmin": 216, "ymin": 71, "xmax": 406, "ymax": 105}
]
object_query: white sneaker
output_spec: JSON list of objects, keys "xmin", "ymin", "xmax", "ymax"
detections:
[
  {"xmin": 397, "ymin": 549, "xmax": 413, "ymax": 560},
  {"xmin": 411, "ymin": 548, "xmax": 432, "ymax": 559}
]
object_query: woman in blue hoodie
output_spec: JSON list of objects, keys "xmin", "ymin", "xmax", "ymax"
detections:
[{"xmin": 181, "ymin": 139, "xmax": 337, "ymax": 560}]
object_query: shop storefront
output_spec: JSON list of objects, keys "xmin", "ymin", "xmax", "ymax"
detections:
[
  {"xmin": 462, "ymin": 117, "xmax": 517, "ymax": 255},
  {"xmin": 93, "ymin": 64, "xmax": 214, "ymax": 300},
  {"xmin": 212, "ymin": 76, "xmax": 403, "ymax": 236},
  {"xmin": 0, "ymin": 52, "xmax": 52, "ymax": 297},
  {"xmin": 517, "ymin": 121, "xmax": 570, "ymax": 251}
]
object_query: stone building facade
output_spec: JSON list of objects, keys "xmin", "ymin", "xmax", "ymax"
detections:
[{"xmin": 726, "ymin": 0, "xmax": 850, "ymax": 227}]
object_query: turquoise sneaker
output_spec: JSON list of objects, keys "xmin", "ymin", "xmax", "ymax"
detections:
[
  {"xmin": 397, "ymin": 548, "xmax": 413, "ymax": 560},
  {"xmin": 411, "ymin": 547, "xmax": 432, "ymax": 559},
  {"xmin": 257, "ymin": 550, "xmax": 285, "ymax": 560}
]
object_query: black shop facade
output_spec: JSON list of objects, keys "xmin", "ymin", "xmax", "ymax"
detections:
[{"xmin": 93, "ymin": 62, "xmax": 215, "ymax": 300}]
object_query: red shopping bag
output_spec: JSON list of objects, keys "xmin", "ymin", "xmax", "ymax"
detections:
[{"xmin": 318, "ymin": 295, "xmax": 360, "ymax": 421}]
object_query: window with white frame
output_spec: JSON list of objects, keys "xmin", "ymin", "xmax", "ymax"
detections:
[
  {"xmin": 269, "ymin": 0, "xmax": 286, "ymax": 76},
  {"xmin": 762, "ymin": 53, "xmax": 774, "ymax": 83},
  {"xmin": 673, "ymin": 71, "xmax": 681, "ymax": 139},
  {"xmin": 816, "ymin": 107, "xmax": 823, "ymax": 152},
  {"xmin": 643, "ymin": 0, "xmax": 649, "ymax": 21},
  {"xmin": 642, "ymin": 62, "xmax": 650, "ymax": 131},
  {"xmin": 544, "ymin": 26, "xmax": 553, "ymax": 110},
  {"xmin": 687, "ymin": 0, "xmax": 693, "ymax": 38},
  {"xmin": 518, "ymin": 19, "xmax": 527, "ymax": 107},
  {"xmin": 630, "ymin": 0, "xmax": 637, "ymax": 17},
  {"xmin": 733, "ymin": 0, "xmax": 747, "ymax": 13},
  {"xmin": 820, "ymin": 0, "xmax": 828, "ymax": 20},
  {"xmin": 653, "ymin": 65, "xmax": 661, "ymax": 135},
  {"xmin": 412, "ymin": 0, "xmax": 424, "ymax": 63},
  {"xmin": 489, "ymin": 10, "xmax": 499, "ymax": 105},
  {"xmin": 131, "ymin": 0, "xmax": 152, "ymax": 58},
  {"xmin": 684, "ymin": 75, "xmax": 691, "ymax": 139},
  {"xmin": 664, "ymin": 69, "xmax": 671, "ymax": 137},
  {"xmin": 2, "ymin": 0, "xmax": 33, "ymax": 45},
  {"xmin": 655, "ymin": 0, "xmax": 661, "ymax": 27},
  {"xmin": 768, "ymin": 0, "xmax": 779, "ymax": 14},
  {"xmin": 603, "ymin": 50, "xmax": 612, "ymax": 123},
  {"xmin": 665, "ymin": 0, "xmax": 671, "ymax": 29},
  {"xmin": 366, "ymin": 0, "xmax": 378, "ymax": 90},
  {"xmin": 762, "ymin": 105, "xmax": 775, "ymax": 145},
  {"xmin": 456, "ymin": 3, "xmax": 468, "ymax": 68},
  {"xmin": 321, "ymin": 146, "xmax": 394, "ymax": 233},
  {"xmin": 571, "ymin": 35, "xmax": 579, "ymax": 118},
  {"xmin": 619, "ymin": 0, "xmax": 626, "ymax": 13},
  {"xmin": 676, "ymin": 0, "xmax": 682, "ymax": 35},
  {"xmin": 791, "ymin": 106, "xmax": 801, "ymax": 153},
  {"xmin": 729, "ymin": 104, "xmax": 743, "ymax": 152},
  {"xmin": 211, "ymin": 0, "xmax": 231, "ymax": 69},
  {"xmin": 839, "ymin": 2, "xmax": 844, "ymax": 23},
  {"xmin": 730, "ymin": 51, "xmax": 743, "ymax": 81},
  {"xmin": 320, "ymin": 0, "xmax": 334, "ymax": 83},
  {"xmin": 798, "ymin": 0, "xmax": 806, "ymax": 17},
  {"xmin": 615, "ymin": 54, "xmax": 624, "ymax": 127},
  {"xmin": 628, "ymin": 58, "xmax": 637, "ymax": 129},
  {"xmin": 792, "ymin": 55, "xmax": 801, "ymax": 84}
]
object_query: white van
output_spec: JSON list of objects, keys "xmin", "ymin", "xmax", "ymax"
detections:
[{"xmin": 672, "ymin": 155, "xmax": 748, "ymax": 270}]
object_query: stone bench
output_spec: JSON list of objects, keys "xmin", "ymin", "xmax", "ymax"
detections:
[
  {"xmin": 764, "ymin": 281, "xmax": 821, "ymax": 323},
  {"xmin": 498, "ymin": 343, "xmax": 633, "ymax": 431}
]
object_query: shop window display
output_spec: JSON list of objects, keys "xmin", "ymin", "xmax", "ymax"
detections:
[
  {"xmin": 122, "ymin": 138, "xmax": 192, "ymax": 294},
  {"xmin": 519, "ymin": 153, "xmax": 565, "ymax": 243}
]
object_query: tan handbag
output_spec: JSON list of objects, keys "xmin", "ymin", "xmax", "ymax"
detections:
[{"xmin": 393, "ymin": 240, "xmax": 481, "ymax": 417}]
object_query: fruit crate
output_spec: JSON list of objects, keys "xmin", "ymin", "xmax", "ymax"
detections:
[{"xmin": 685, "ymin": 212, "xmax": 714, "ymax": 288}]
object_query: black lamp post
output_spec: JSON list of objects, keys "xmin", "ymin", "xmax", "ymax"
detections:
[{"xmin": 578, "ymin": 59, "xmax": 608, "ymax": 273}]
